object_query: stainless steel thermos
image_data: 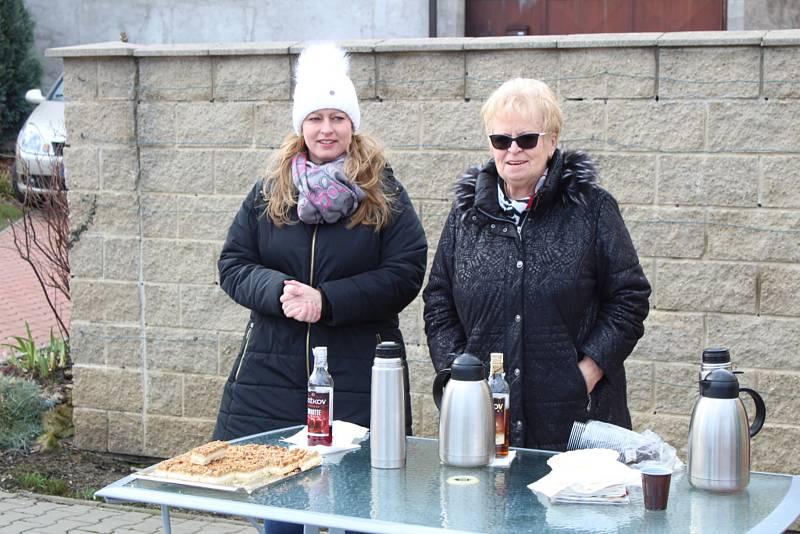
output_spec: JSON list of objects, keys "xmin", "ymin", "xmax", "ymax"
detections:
[
  {"xmin": 370, "ymin": 341, "xmax": 406, "ymax": 469},
  {"xmin": 433, "ymin": 353, "xmax": 494, "ymax": 467},
  {"xmin": 688, "ymin": 357, "xmax": 766, "ymax": 492}
]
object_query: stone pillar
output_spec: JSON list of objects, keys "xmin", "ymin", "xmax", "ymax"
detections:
[{"xmin": 54, "ymin": 44, "xmax": 141, "ymax": 453}]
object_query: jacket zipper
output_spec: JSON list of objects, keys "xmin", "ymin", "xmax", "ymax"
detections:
[
  {"xmin": 305, "ymin": 225, "xmax": 319, "ymax": 379},
  {"xmin": 234, "ymin": 321, "xmax": 254, "ymax": 381},
  {"xmin": 476, "ymin": 205, "xmax": 530, "ymax": 407}
]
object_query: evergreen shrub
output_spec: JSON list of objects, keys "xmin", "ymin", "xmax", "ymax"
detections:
[
  {"xmin": 0, "ymin": 375, "xmax": 52, "ymax": 450},
  {"xmin": 0, "ymin": 0, "xmax": 43, "ymax": 141}
]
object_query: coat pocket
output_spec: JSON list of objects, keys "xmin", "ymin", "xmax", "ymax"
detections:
[{"xmin": 569, "ymin": 353, "xmax": 591, "ymax": 408}]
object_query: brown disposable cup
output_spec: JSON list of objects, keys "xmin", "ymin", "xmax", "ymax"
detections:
[{"xmin": 641, "ymin": 466, "xmax": 672, "ymax": 511}]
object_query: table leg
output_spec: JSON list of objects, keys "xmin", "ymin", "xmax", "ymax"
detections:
[
  {"xmin": 160, "ymin": 505, "xmax": 172, "ymax": 534},
  {"xmin": 327, "ymin": 529, "xmax": 345, "ymax": 534},
  {"xmin": 246, "ymin": 517, "xmax": 265, "ymax": 533},
  {"xmin": 302, "ymin": 525, "xmax": 321, "ymax": 534}
]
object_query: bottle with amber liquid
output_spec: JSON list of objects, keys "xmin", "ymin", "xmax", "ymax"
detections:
[
  {"xmin": 307, "ymin": 346, "xmax": 334, "ymax": 446},
  {"xmin": 488, "ymin": 352, "xmax": 510, "ymax": 457}
]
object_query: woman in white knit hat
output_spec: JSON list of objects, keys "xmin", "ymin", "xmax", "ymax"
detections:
[{"xmin": 213, "ymin": 43, "xmax": 426, "ymax": 461}]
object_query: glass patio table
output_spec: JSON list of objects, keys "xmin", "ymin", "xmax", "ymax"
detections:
[{"xmin": 96, "ymin": 425, "xmax": 800, "ymax": 534}]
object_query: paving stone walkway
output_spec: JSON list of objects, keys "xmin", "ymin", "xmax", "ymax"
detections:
[
  {"xmin": 0, "ymin": 490, "xmax": 258, "ymax": 534},
  {"xmin": 0, "ymin": 218, "xmax": 70, "ymax": 357}
]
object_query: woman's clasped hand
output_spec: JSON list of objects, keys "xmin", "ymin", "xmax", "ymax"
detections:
[{"xmin": 280, "ymin": 280, "xmax": 322, "ymax": 324}]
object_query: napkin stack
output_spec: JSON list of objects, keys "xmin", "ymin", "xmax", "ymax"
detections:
[
  {"xmin": 528, "ymin": 448, "xmax": 641, "ymax": 505},
  {"xmin": 282, "ymin": 420, "xmax": 369, "ymax": 456}
]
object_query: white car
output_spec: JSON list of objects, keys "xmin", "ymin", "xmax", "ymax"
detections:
[{"xmin": 13, "ymin": 75, "xmax": 65, "ymax": 201}]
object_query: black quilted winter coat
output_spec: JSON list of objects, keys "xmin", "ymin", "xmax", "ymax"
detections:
[
  {"xmin": 423, "ymin": 149, "xmax": 650, "ymax": 451},
  {"xmin": 213, "ymin": 170, "xmax": 427, "ymax": 440}
]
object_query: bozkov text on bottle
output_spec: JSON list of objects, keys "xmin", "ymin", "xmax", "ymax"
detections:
[{"xmin": 308, "ymin": 346, "xmax": 333, "ymax": 446}]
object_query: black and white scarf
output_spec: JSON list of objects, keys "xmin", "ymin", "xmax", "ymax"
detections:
[{"xmin": 497, "ymin": 170, "xmax": 548, "ymax": 228}]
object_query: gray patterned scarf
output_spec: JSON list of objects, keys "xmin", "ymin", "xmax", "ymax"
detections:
[{"xmin": 291, "ymin": 152, "xmax": 366, "ymax": 224}]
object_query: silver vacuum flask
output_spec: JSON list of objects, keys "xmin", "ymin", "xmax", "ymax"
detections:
[{"xmin": 370, "ymin": 341, "xmax": 406, "ymax": 469}]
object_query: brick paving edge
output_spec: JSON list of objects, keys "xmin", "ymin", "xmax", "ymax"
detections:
[{"xmin": 7, "ymin": 490, "xmax": 253, "ymax": 526}]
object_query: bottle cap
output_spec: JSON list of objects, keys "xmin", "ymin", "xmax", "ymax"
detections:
[
  {"xmin": 490, "ymin": 352, "xmax": 503, "ymax": 368},
  {"xmin": 702, "ymin": 347, "xmax": 730, "ymax": 365},
  {"xmin": 375, "ymin": 341, "xmax": 402, "ymax": 359},
  {"xmin": 313, "ymin": 346, "xmax": 328, "ymax": 363}
]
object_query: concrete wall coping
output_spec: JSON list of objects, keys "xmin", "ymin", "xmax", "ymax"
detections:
[
  {"xmin": 45, "ymin": 41, "xmax": 136, "ymax": 57},
  {"xmin": 762, "ymin": 29, "xmax": 800, "ymax": 46},
  {"xmin": 656, "ymin": 30, "xmax": 767, "ymax": 46},
  {"xmin": 207, "ymin": 41, "xmax": 300, "ymax": 56},
  {"xmin": 47, "ymin": 30, "xmax": 800, "ymax": 58},
  {"xmin": 289, "ymin": 40, "xmax": 385, "ymax": 54},
  {"xmin": 463, "ymin": 35, "xmax": 558, "ymax": 50},
  {"xmin": 374, "ymin": 37, "xmax": 474, "ymax": 52},
  {"xmin": 133, "ymin": 43, "xmax": 212, "ymax": 57},
  {"xmin": 557, "ymin": 32, "xmax": 663, "ymax": 48}
]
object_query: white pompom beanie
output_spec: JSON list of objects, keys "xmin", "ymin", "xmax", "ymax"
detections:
[{"xmin": 292, "ymin": 43, "xmax": 361, "ymax": 135}]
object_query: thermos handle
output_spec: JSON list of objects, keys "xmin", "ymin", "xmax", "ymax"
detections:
[
  {"xmin": 433, "ymin": 368, "xmax": 451, "ymax": 410},
  {"xmin": 740, "ymin": 387, "xmax": 766, "ymax": 438}
]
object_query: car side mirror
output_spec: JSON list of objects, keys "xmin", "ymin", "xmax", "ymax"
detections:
[{"xmin": 25, "ymin": 89, "xmax": 45, "ymax": 105}]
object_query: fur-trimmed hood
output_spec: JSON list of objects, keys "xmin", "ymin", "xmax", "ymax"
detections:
[{"xmin": 453, "ymin": 149, "xmax": 600, "ymax": 215}]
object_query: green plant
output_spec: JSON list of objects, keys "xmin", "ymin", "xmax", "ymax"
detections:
[
  {"xmin": 2, "ymin": 322, "xmax": 37, "ymax": 372},
  {"xmin": 0, "ymin": 202, "xmax": 23, "ymax": 231},
  {"xmin": 0, "ymin": 0, "xmax": 42, "ymax": 141},
  {"xmin": 9, "ymin": 468, "xmax": 98, "ymax": 500},
  {"xmin": 39, "ymin": 329, "xmax": 70, "ymax": 376},
  {"xmin": 2, "ymin": 324, "xmax": 69, "ymax": 383},
  {"xmin": 0, "ymin": 165, "xmax": 23, "ymax": 227},
  {"xmin": 0, "ymin": 375, "xmax": 52, "ymax": 450},
  {"xmin": 71, "ymin": 487, "xmax": 97, "ymax": 501},
  {"xmin": 13, "ymin": 471, "xmax": 71, "ymax": 496}
]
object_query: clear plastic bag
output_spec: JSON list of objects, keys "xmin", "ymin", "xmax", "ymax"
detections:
[{"xmin": 566, "ymin": 420, "xmax": 683, "ymax": 471}]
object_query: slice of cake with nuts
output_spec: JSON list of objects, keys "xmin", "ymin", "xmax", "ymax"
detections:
[
  {"xmin": 190, "ymin": 440, "xmax": 229, "ymax": 465},
  {"xmin": 150, "ymin": 442, "xmax": 322, "ymax": 492}
]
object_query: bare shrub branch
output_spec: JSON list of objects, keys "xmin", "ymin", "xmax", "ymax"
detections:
[{"xmin": 10, "ymin": 156, "xmax": 95, "ymax": 341}]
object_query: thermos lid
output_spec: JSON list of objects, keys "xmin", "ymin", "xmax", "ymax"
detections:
[
  {"xmin": 702, "ymin": 347, "xmax": 731, "ymax": 365},
  {"xmin": 700, "ymin": 369, "xmax": 739, "ymax": 399},
  {"xmin": 375, "ymin": 341, "xmax": 401, "ymax": 359},
  {"xmin": 451, "ymin": 353, "xmax": 485, "ymax": 381}
]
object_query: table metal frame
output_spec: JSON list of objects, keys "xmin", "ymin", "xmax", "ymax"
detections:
[{"xmin": 95, "ymin": 426, "xmax": 800, "ymax": 534}]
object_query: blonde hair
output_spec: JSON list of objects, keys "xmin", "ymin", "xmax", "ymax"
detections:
[
  {"xmin": 481, "ymin": 78, "xmax": 563, "ymax": 139},
  {"xmin": 260, "ymin": 132, "xmax": 393, "ymax": 230}
]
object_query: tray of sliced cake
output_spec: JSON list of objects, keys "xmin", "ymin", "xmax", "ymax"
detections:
[{"xmin": 132, "ymin": 441, "xmax": 322, "ymax": 493}]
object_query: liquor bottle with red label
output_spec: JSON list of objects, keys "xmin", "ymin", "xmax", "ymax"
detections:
[
  {"xmin": 308, "ymin": 346, "xmax": 334, "ymax": 446},
  {"xmin": 488, "ymin": 352, "xmax": 510, "ymax": 457}
]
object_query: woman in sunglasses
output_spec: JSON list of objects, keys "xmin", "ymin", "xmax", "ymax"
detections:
[{"xmin": 423, "ymin": 78, "xmax": 650, "ymax": 452}]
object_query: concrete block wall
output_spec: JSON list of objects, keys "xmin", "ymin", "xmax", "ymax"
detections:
[{"xmin": 51, "ymin": 31, "xmax": 800, "ymax": 475}]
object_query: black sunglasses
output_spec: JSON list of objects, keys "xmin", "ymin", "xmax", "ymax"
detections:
[{"xmin": 489, "ymin": 132, "xmax": 548, "ymax": 150}]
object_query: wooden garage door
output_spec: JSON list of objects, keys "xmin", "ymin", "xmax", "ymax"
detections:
[{"xmin": 466, "ymin": 0, "xmax": 725, "ymax": 37}]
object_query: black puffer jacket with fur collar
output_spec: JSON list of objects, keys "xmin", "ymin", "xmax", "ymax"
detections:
[{"xmin": 423, "ymin": 149, "xmax": 650, "ymax": 451}]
